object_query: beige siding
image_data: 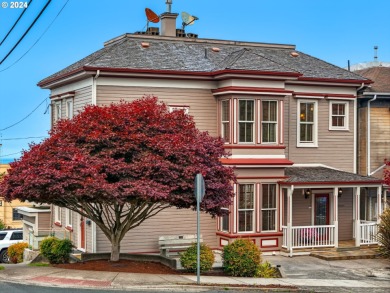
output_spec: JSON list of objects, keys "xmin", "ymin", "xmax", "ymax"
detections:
[
  {"xmin": 86, "ymin": 221, "xmax": 93, "ymax": 252},
  {"xmin": 74, "ymin": 86, "xmax": 92, "ymax": 115},
  {"xmin": 286, "ymin": 98, "xmax": 355, "ymax": 172},
  {"xmin": 23, "ymin": 215, "xmax": 35, "ymax": 224},
  {"xmin": 96, "ymin": 86, "xmax": 217, "ymax": 135},
  {"xmin": 37, "ymin": 213, "xmax": 51, "ymax": 230},
  {"xmin": 96, "ymin": 207, "xmax": 217, "ymax": 253},
  {"xmin": 338, "ymin": 189, "xmax": 353, "ymax": 241},
  {"xmin": 291, "ymin": 190, "xmax": 312, "ymax": 226}
]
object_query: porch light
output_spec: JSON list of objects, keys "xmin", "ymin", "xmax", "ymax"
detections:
[
  {"xmin": 338, "ymin": 188, "xmax": 343, "ymax": 197},
  {"xmin": 304, "ymin": 189, "xmax": 311, "ymax": 199}
]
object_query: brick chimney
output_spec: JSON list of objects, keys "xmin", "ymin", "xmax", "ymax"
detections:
[{"xmin": 160, "ymin": 12, "xmax": 178, "ymax": 37}]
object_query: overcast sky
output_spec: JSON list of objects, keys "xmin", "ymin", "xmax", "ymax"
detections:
[{"xmin": 0, "ymin": 0, "xmax": 389, "ymax": 163}]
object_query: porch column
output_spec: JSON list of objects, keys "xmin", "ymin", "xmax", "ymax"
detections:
[
  {"xmin": 355, "ymin": 187, "xmax": 361, "ymax": 247},
  {"xmin": 377, "ymin": 185, "xmax": 382, "ymax": 224},
  {"xmin": 287, "ymin": 185, "xmax": 294, "ymax": 257},
  {"xmin": 333, "ymin": 187, "xmax": 339, "ymax": 248}
]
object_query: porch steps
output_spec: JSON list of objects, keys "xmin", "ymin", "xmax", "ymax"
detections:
[{"xmin": 336, "ymin": 246, "xmax": 360, "ymax": 252}]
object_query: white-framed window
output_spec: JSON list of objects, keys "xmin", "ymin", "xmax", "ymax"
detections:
[
  {"xmin": 53, "ymin": 101, "xmax": 62, "ymax": 123},
  {"xmin": 168, "ymin": 105, "xmax": 189, "ymax": 114},
  {"xmin": 261, "ymin": 100, "xmax": 278, "ymax": 143},
  {"xmin": 329, "ymin": 101, "xmax": 348, "ymax": 130},
  {"xmin": 238, "ymin": 100, "xmax": 255, "ymax": 143},
  {"xmin": 66, "ymin": 99, "xmax": 74, "ymax": 119},
  {"xmin": 65, "ymin": 208, "xmax": 72, "ymax": 228},
  {"xmin": 54, "ymin": 206, "xmax": 61, "ymax": 224},
  {"xmin": 221, "ymin": 100, "xmax": 230, "ymax": 143},
  {"xmin": 261, "ymin": 184, "xmax": 277, "ymax": 231},
  {"xmin": 220, "ymin": 207, "xmax": 229, "ymax": 232},
  {"xmin": 297, "ymin": 100, "xmax": 318, "ymax": 147},
  {"xmin": 238, "ymin": 184, "xmax": 254, "ymax": 232}
]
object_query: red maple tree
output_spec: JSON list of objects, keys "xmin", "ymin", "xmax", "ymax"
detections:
[{"xmin": 0, "ymin": 97, "xmax": 235, "ymax": 261}]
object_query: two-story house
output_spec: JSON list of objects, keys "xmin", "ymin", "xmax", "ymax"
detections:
[{"xmin": 37, "ymin": 11, "xmax": 384, "ymax": 256}]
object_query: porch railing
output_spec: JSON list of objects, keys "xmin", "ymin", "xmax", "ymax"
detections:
[
  {"xmin": 282, "ymin": 225, "xmax": 336, "ymax": 249},
  {"xmin": 360, "ymin": 221, "xmax": 378, "ymax": 245}
]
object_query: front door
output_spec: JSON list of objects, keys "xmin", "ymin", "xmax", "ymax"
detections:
[
  {"xmin": 315, "ymin": 194, "xmax": 330, "ymax": 225},
  {"xmin": 79, "ymin": 216, "xmax": 86, "ymax": 251}
]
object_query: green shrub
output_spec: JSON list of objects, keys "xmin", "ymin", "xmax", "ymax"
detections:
[
  {"xmin": 52, "ymin": 238, "xmax": 73, "ymax": 264},
  {"xmin": 0, "ymin": 219, "xmax": 5, "ymax": 230},
  {"xmin": 180, "ymin": 243, "xmax": 215, "ymax": 273},
  {"xmin": 222, "ymin": 238, "xmax": 261, "ymax": 277},
  {"xmin": 8, "ymin": 242, "xmax": 28, "ymax": 264},
  {"xmin": 40, "ymin": 237, "xmax": 73, "ymax": 264},
  {"xmin": 255, "ymin": 261, "xmax": 278, "ymax": 278},
  {"xmin": 378, "ymin": 208, "xmax": 390, "ymax": 258}
]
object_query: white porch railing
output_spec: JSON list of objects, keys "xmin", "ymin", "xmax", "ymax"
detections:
[
  {"xmin": 282, "ymin": 225, "xmax": 336, "ymax": 249},
  {"xmin": 360, "ymin": 221, "xmax": 378, "ymax": 245}
]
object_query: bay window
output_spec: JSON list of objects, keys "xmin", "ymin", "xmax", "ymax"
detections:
[
  {"xmin": 261, "ymin": 101, "xmax": 277, "ymax": 143},
  {"xmin": 238, "ymin": 100, "xmax": 254, "ymax": 143},
  {"xmin": 221, "ymin": 100, "xmax": 230, "ymax": 142},
  {"xmin": 261, "ymin": 184, "xmax": 277, "ymax": 231},
  {"xmin": 238, "ymin": 184, "xmax": 254, "ymax": 232}
]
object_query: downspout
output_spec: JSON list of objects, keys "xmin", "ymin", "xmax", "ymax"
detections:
[
  {"xmin": 367, "ymin": 94, "xmax": 377, "ymax": 176},
  {"xmin": 92, "ymin": 70, "xmax": 100, "ymax": 105}
]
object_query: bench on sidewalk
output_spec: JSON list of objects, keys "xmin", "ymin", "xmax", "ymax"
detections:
[{"xmin": 158, "ymin": 234, "xmax": 202, "ymax": 257}]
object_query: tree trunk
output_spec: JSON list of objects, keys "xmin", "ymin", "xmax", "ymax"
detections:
[{"xmin": 110, "ymin": 238, "xmax": 121, "ymax": 262}]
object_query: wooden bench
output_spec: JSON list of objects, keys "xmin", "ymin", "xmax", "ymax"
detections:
[{"xmin": 158, "ymin": 234, "xmax": 203, "ymax": 257}]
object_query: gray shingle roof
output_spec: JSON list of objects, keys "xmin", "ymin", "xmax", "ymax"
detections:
[
  {"xmin": 39, "ymin": 34, "xmax": 368, "ymax": 86},
  {"xmin": 283, "ymin": 167, "xmax": 381, "ymax": 184}
]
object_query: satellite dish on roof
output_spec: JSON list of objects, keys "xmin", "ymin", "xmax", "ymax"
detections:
[
  {"xmin": 181, "ymin": 11, "xmax": 198, "ymax": 30},
  {"xmin": 145, "ymin": 8, "xmax": 160, "ymax": 30}
]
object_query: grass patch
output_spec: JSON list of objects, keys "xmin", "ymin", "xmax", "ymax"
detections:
[
  {"xmin": 28, "ymin": 263, "xmax": 50, "ymax": 267},
  {"xmin": 0, "ymin": 266, "xmax": 4, "ymax": 270}
]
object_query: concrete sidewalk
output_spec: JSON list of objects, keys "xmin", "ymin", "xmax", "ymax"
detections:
[{"xmin": 0, "ymin": 256, "xmax": 389, "ymax": 292}]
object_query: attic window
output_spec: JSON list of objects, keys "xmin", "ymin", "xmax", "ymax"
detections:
[
  {"xmin": 141, "ymin": 42, "xmax": 150, "ymax": 48},
  {"xmin": 212, "ymin": 47, "xmax": 220, "ymax": 52},
  {"xmin": 290, "ymin": 52, "xmax": 299, "ymax": 57}
]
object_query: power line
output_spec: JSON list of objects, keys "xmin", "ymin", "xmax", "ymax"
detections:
[
  {"xmin": 0, "ymin": 0, "xmax": 52, "ymax": 65},
  {"xmin": 0, "ymin": 97, "xmax": 48, "ymax": 132},
  {"xmin": 0, "ymin": 136, "xmax": 48, "ymax": 141},
  {"xmin": 0, "ymin": 0, "xmax": 70, "ymax": 72},
  {"xmin": 0, "ymin": 151, "xmax": 22, "ymax": 158},
  {"xmin": 0, "ymin": 0, "xmax": 33, "ymax": 46}
]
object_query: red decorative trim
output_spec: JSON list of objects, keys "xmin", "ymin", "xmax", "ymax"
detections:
[
  {"xmin": 278, "ymin": 180, "xmax": 383, "ymax": 186},
  {"xmin": 293, "ymin": 92, "xmax": 356, "ymax": 99},
  {"xmin": 223, "ymin": 145, "xmax": 286, "ymax": 149},
  {"xmin": 212, "ymin": 87, "xmax": 294, "ymax": 94},
  {"xmin": 54, "ymin": 222, "xmax": 62, "ymax": 227},
  {"xmin": 260, "ymin": 238, "xmax": 279, "ymax": 248},
  {"xmin": 297, "ymin": 77, "xmax": 373, "ymax": 84},
  {"xmin": 65, "ymin": 226, "xmax": 73, "ymax": 232},
  {"xmin": 216, "ymin": 232, "xmax": 283, "ymax": 238},
  {"xmin": 220, "ymin": 158, "xmax": 294, "ymax": 166}
]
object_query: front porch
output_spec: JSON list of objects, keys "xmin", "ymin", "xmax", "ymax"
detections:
[{"xmin": 279, "ymin": 167, "xmax": 385, "ymax": 256}]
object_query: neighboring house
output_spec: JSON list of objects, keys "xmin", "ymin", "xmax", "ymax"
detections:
[
  {"xmin": 37, "ymin": 10, "xmax": 385, "ymax": 256},
  {"xmin": 0, "ymin": 164, "xmax": 33, "ymax": 229},
  {"xmin": 354, "ymin": 64, "xmax": 390, "ymax": 178}
]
